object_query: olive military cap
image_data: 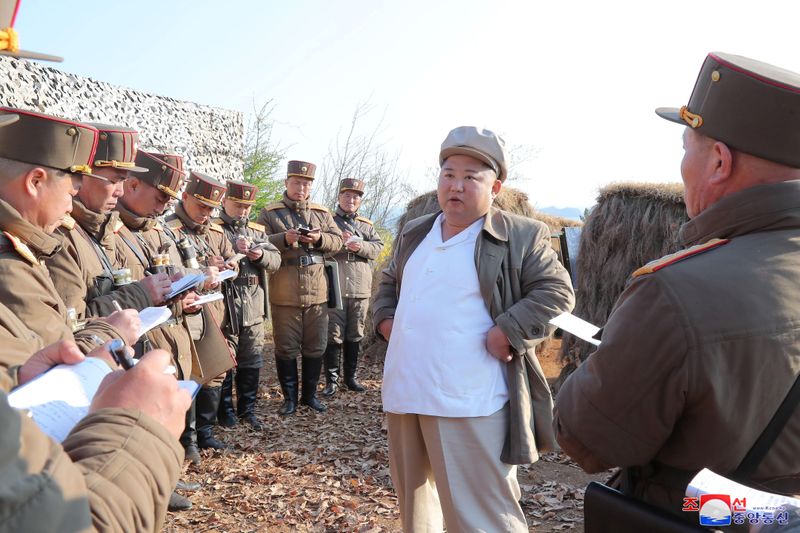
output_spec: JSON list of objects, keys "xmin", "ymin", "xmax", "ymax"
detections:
[
  {"xmin": 440, "ymin": 126, "xmax": 508, "ymax": 182},
  {"xmin": 287, "ymin": 160, "xmax": 316, "ymax": 180},
  {"xmin": 87, "ymin": 123, "xmax": 148, "ymax": 174},
  {"xmin": 185, "ymin": 171, "xmax": 225, "ymax": 208},
  {"xmin": 0, "ymin": 107, "xmax": 102, "ymax": 179},
  {"xmin": 0, "ymin": 0, "xmax": 62, "ymax": 62},
  {"xmin": 226, "ymin": 180, "xmax": 258, "ymax": 204},
  {"xmin": 339, "ymin": 177, "xmax": 365, "ymax": 195},
  {"xmin": 657, "ymin": 52, "xmax": 800, "ymax": 169},
  {"xmin": 134, "ymin": 151, "xmax": 186, "ymax": 199}
]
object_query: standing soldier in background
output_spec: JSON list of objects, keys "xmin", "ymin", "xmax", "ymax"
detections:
[
  {"xmin": 216, "ymin": 180, "xmax": 281, "ymax": 430},
  {"xmin": 322, "ymin": 178, "xmax": 384, "ymax": 396},
  {"xmin": 258, "ymin": 160, "xmax": 343, "ymax": 415},
  {"xmin": 48, "ymin": 124, "xmax": 173, "ymax": 319},
  {"xmin": 166, "ymin": 172, "xmax": 236, "ymax": 450}
]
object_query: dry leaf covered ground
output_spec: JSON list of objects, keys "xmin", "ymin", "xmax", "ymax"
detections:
[{"xmin": 164, "ymin": 340, "xmax": 608, "ymax": 532}]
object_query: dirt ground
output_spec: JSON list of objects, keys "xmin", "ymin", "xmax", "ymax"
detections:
[{"xmin": 163, "ymin": 339, "xmax": 609, "ymax": 532}]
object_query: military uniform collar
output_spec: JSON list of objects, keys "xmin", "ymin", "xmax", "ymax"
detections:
[
  {"xmin": 679, "ymin": 180, "xmax": 800, "ymax": 247},
  {"xmin": 71, "ymin": 197, "xmax": 110, "ymax": 239},
  {"xmin": 0, "ymin": 197, "xmax": 61, "ymax": 258},
  {"xmin": 282, "ymin": 191, "xmax": 308, "ymax": 211},
  {"xmin": 116, "ymin": 202, "xmax": 158, "ymax": 232},
  {"xmin": 219, "ymin": 209, "xmax": 247, "ymax": 230},
  {"xmin": 336, "ymin": 206, "xmax": 357, "ymax": 220},
  {"xmin": 175, "ymin": 202, "xmax": 208, "ymax": 234}
]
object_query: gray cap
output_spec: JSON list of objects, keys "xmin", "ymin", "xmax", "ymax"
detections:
[{"xmin": 439, "ymin": 126, "xmax": 507, "ymax": 181}]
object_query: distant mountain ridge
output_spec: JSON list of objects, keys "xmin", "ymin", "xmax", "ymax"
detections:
[{"xmin": 538, "ymin": 206, "xmax": 584, "ymax": 221}]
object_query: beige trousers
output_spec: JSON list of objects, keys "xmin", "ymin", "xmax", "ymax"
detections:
[{"xmin": 386, "ymin": 405, "xmax": 527, "ymax": 533}]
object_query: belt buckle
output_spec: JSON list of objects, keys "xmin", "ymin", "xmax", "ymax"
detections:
[
  {"xmin": 347, "ymin": 252, "xmax": 356, "ymax": 262},
  {"xmin": 299, "ymin": 255, "xmax": 311, "ymax": 267}
]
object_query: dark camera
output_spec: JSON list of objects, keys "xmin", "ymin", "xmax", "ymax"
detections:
[{"xmin": 297, "ymin": 225, "xmax": 313, "ymax": 236}]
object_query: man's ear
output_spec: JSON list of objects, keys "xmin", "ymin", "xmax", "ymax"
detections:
[
  {"xmin": 709, "ymin": 141, "xmax": 734, "ymax": 185},
  {"xmin": 491, "ymin": 178, "xmax": 502, "ymax": 199},
  {"xmin": 23, "ymin": 167, "xmax": 49, "ymax": 198}
]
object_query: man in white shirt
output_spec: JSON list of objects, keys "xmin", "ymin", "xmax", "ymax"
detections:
[{"xmin": 373, "ymin": 126, "xmax": 575, "ymax": 532}]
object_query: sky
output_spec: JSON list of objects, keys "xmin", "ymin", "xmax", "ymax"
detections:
[{"xmin": 11, "ymin": 0, "xmax": 800, "ymax": 209}]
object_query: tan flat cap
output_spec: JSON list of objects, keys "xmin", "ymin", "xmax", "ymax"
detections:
[{"xmin": 440, "ymin": 126, "xmax": 508, "ymax": 181}]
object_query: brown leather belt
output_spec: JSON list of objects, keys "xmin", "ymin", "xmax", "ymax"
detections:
[
  {"xmin": 234, "ymin": 274, "xmax": 260, "ymax": 286},
  {"xmin": 284, "ymin": 254, "xmax": 324, "ymax": 267},
  {"xmin": 346, "ymin": 252, "xmax": 368, "ymax": 263}
]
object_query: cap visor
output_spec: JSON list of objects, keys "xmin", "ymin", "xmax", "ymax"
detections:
[
  {"xmin": 228, "ymin": 198, "xmax": 256, "ymax": 205},
  {"xmin": 0, "ymin": 114, "xmax": 19, "ymax": 128},
  {"xmin": 655, "ymin": 107, "xmax": 684, "ymax": 125},
  {"xmin": 0, "ymin": 49, "xmax": 63, "ymax": 62}
]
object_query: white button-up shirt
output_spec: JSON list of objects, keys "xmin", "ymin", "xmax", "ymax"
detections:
[{"xmin": 382, "ymin": 214, "xmax": 509, "ymax": 417}]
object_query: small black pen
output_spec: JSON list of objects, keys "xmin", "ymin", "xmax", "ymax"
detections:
[{"xmin": 108, "ymin": 339, "xmax": 135, "ymax": 370}]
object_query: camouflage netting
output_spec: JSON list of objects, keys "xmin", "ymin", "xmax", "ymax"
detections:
[
  {"xmin": 363, "ymin": 187, "xmax": 582, "ymax": 361},
  {"xmin": 554, "ymin": 181, "xmax": 688, "ymax": 391}
]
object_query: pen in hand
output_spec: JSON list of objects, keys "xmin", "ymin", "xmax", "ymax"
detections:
[{"xmin": 108, "ymin": 339, "xmax": 136, "ymax": 370}]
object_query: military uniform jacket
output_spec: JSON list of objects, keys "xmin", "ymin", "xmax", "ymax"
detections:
[
  {"xmin": 329, "ymin": 207, "xmax": 384, "ymax": 299},
  {"xmin": 373, "ymin": 207, "xmax": 575, "ymax": 464},
  {"xmin": 165, "ymin": 204, "xmax": 236, "ymax": 326},
  {"xmin": 216, "ymin": 212, "xmax": 281, "ymax": 327},
  {"xmin": 0, "ymin": 300, "xmax": 43, "ymax": 380},
  {"xmin": 47, "ymin": 198, "xmax": 152, "ymax": 319},
  {"xmin": 113, "ymin": 202, "xmax": 196, "ymax": 380},
  {"xmin": 0, "ymin": 351, "xmax": 183, "ymax": 532},
  {"xmin": 554, "ymin": 180, "xmax": 800, "ymax": 511},
  {"xmin": 257, "ymin": 193, "xmax": 343, "ymax": 307},
  {"xmin": 0, "ymin": 198, "xmax": 124, "ymax": 354}
]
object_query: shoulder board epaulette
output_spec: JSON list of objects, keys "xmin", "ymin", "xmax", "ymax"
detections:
[
  {"xmin": 60, "ymin": 215, "xmax": 76, "ymax": 231},
  {"xmin": 208, "ymin": 223, "xmax": 224, "ymax": 233},
  {"xmin": 248, "ymin": 221, "xmax": 266, "ymax": 232},
  {"xmin": 153, "ymin": 221, "xmax": 164, "ymax": 231},
  {"xmin": 355, "ymin": 216, "xmax": 374, "ymax": 226},
  {"xmin": 166, "ymin": 217, "xmax": 183, "ymax": 231},
  {"xmin": 264, "ymin": 202, "xmax": 284, "ymax": 212},
  {"xmin": 309, "ymin": 203, "xmax": 328, "ymax": 212},
  {"xmin": 632, "ymin": 238, "xmax": 729, "ymax": 278},
  {"xmin": 1, "ymin": 231, "xmax": 38, "ymax": 266},
  {"xmin": 211, "ymin": 217, "xmax": 224, "ymax": 225},
  {"xmin": 112, "ymin": 219, "xmax": 125, "ymax": 234}
]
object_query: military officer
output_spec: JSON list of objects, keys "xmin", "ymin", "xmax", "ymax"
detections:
[
  {"xmin": 215, "ymin": 180, "xmax": 281, "ymax": 430},
  {"xmin": 257, "ymin": 160, "xmax": 343, "ymax": 415},
  {"xmin": 554, "ymin": 53, "xmax": 800, "ymax": 514},
  {"xmin": 0, "ymin": 107, "xmax": 139, "ymax": 355},
  {"xmin": 47, "ymin": 124, "xmax": 173, "ymax": 320},
  {"xmin": 166, "ymin": 171, "xmax": 236, "ymax": 450},
  {"xmin": 322, "ymin": 178, "xmax": 384, "ymax": 396}
]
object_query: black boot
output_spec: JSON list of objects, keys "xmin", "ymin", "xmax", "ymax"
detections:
[
  {"xmin": 168, "ymin": 491, "xmax": 192, "ymax": 511},
  {"xmin": 180, "ymin": 400, "xmax": 201, "ymax": 465},
  {"xmin": 275, "ymin": 356, "xmax": 298, "ymax": 416},
  {"xmin": 300, "ymin": 356, "xmax": 327, "ymax": 412},
  {"xmin": 321, "ymin": 343, "xmax": 341, "ymax": 397},
  {"xmin": 343, "ymin": 341, "xmax": 366, "ymax": 392},
  {"xmin": 236, "ymin": 367, "xmax": 263, "ymax": 430},
  {"xmin": 196, "ymin": 386, "xmax": 229, "ymax": 450},
  {"xmin": 217, "ymin": 370, "xmax": 238, "ymax": 428}
]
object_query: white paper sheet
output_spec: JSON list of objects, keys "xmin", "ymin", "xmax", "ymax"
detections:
[
  {"xmin": 215, "ymin": 269, "xmax": 237, "ymax": 282},
  {"xmin": 549, "ymin": 312, "xmax": 602, "ymax": 346},
  {"xmin": 193, "ymin": 292, "xmax": 224, "ymax": 306},
  {"xmin": 137, "ymin": 306, "xmax": 172, "ymax": 338},
  {"xmin": 8, "ymin": 358, "xmax": 112, "ymax": 443},
  {"xmin": 167, "ymin": 273, "xmax": 205, "ymax": 299}
]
